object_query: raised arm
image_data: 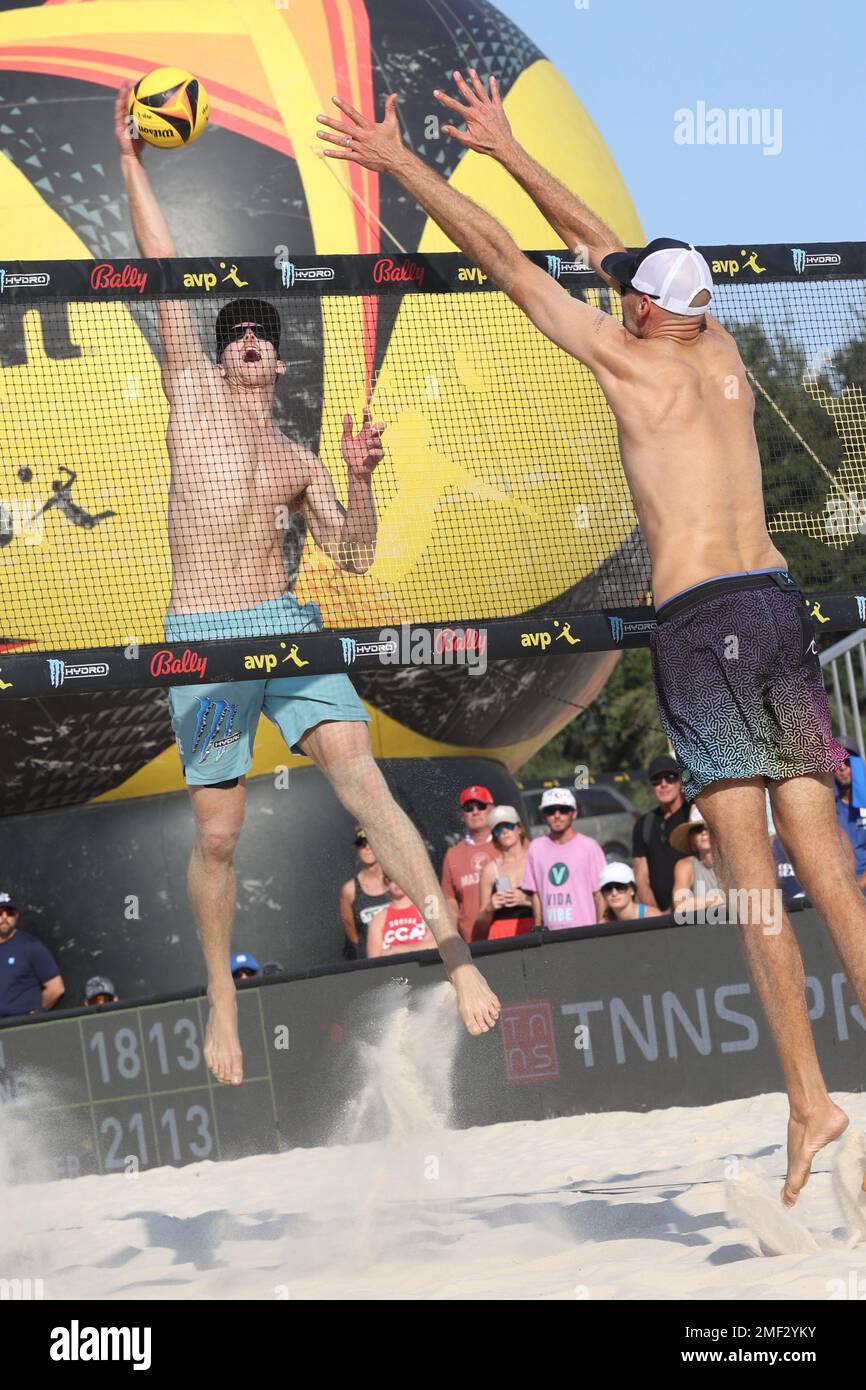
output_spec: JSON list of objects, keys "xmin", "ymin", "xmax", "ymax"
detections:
[
  {"xmin": 316, "ymin": 96, "xmax": 632, "ymax": 375},
  {"xmin": 291, "ymin": 409, "xmax": 385, "ymax": 574},
  {"xmin": 433, "ymin": 70, "xmax": 625, "ymax": 284},
  {"xmin": 115, "ymin": 83, "xmax": 212, "ymax": 384}
]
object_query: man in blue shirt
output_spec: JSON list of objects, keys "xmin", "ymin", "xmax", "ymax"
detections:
[
  {"xmin": 0, "ymin": 892, "xmax": 64, "ymax": 1018},
  {"xmin": 834, "ymin": 745, "xmax": 866, "ymax": 888}
]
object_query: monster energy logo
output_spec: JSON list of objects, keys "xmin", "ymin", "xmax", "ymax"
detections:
[
  {"xmin": 340, "ymin": 637, "xmax": 357, "ymax": 664},
  {"xmin": 47, "ymin": 659, "xmax": 109, "ymax": 687},
  {"xmin": 279, "ymin": 260, "xmax": 335, "ymax": 289},
  {"xmin": 858, "ymin": 596, "xmax": 866, "ymax": 623},
  {"xmin": 545, "ymin": 255, "xmax": 592, "ymax": 280},
  {"xmin": 607, "ymin": 616, "xmax": 624, "ymax": 644},
  {"xmin": 791, "ymin": 248, "xmax": 842, "ymax": 273},
  {"xmin": 190, "ymin": 697, "xmax": 239, "ymax": 763}
]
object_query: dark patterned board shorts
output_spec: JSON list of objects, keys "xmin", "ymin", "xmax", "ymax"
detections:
[{"xmin": 650, "ymin": 569, "xmax": 848, "ymax": 797}]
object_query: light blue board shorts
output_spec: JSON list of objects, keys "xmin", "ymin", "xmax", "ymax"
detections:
[{"xmin": 164, "ymin": 594, "xmax": 369, "ymax": 786}]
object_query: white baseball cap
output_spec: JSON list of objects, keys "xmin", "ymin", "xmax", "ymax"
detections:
[
  {"xmin": 540, "ymin": 787, "xmax": 577, "ymax": 812},
  {"xmin": 599, "ymin": 861, "xmax": 636, "ymax": 890},
  {"xmin": 601, "ymin": 238, "xmax": 713, "ymax": 317},
  {"xmin": 487, "ymin": 804, "xmax": 522, "ymax": 830}
]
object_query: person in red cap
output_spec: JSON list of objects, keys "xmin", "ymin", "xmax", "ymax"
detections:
[{"xmin": 440, "ymin": 786, "xmax": 498, "ymax": 943}]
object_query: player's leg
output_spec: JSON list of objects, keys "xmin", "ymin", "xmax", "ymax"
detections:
[
  {"xmin": 296, "ymin": 717, "xmax": 501, "ymax": 1034},
  {"xmin": 169, "ymin": 681, "xmax": 264, "ymax": 1083},
  {"xmin": 696, "ymin": 777, "xmax": 848, "ymax": 1204}
]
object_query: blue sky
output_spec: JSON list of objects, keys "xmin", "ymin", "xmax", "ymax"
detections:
[{"xmin": 496, "ymin": 0, "xmax": 864, "ymax": 246}]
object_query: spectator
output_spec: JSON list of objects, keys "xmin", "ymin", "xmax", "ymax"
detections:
[
  {"xmin": 670, "ymin": 806, "xmax": 725, "ymax": 913},
  {"xmin": 440, "ymin": 785, "xmax": 498, "ymax": 942},
  {"xmin": 84, "ymin": 975, "xmax": 119, "ymax": 1007},
  {"xmin": 632, "ymin": 755, "xmax": 690, "ymax": 911},
  {"xmin": 231, "ymin": 952, "xmax": 260, "ymax": 982},
  {"xmin": 598, "ymin": 862, "xmax": 662, "ymax": 923},
  {"xmin": 261, "ymin": 961, "xmax": 286, "ymax": 976},
  {"xmin": 521, "ymin": 788, "xmax": 606, "ymax": 929},
  {"xmin": 339, "ymin": 826, "xmax": 391, "ymax": 960},
  {"xmin": 475, "ymin": 806, "xmax": 534, "ymax": 940},
  {"xmin": 0, "ymin": 892, "xmax": 64, "ymax": 1018},
  {"xmin": 366, "ymin": 878, "xmax": 438, "ymax": 957},
  {"xmin": 834, "ymin": 742, "xmax": 866, "ymax": 887}
]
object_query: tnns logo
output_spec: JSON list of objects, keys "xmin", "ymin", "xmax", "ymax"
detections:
[
  {"xmin": 607, "ymin": 616, "xmax": 624, "ymax": 644},
  {"xmin": 340, "ymin": 637, "xmax": 357, "ymax": 664},
  {"xmin": 190, "ymin": 697, "xmax": 240, "ymax": 763}
]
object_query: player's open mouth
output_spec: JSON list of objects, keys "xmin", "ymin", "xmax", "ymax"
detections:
[{"xmin": 244, "ymin": 348, "xmax": 261, "ymax": 363}]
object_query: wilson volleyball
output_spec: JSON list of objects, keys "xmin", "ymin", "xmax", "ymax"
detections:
[{"xmin": 129, "ymin": 67, "xmax": 209, "ymax": 149}]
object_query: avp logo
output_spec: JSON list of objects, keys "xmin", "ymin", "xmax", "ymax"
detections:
[
  {"xmin": 183, "ymin": 261, "xmax": 249, "ymax": 291},
  {"xmin": 279, "ymin": 260, "xmax": 335, "ymax": 289},
  {"xmin": 792, "ymin": 248, "xmax": 842, "ymax": 273},
  {"xmin": 47, "ymin": 660, "xmax": 110, "ymax": 688},
  {"xmin": 608, "ymin": 616, "xmax": 624, "ymax": 644}
]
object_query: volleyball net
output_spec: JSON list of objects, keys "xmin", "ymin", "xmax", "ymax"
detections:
[{"xmin": 0, "ymin": 244, "xmax": 863, "ymax": 696}]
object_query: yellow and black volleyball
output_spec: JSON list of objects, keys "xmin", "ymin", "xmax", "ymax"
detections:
[{"xmin": 129, "ymin": 67, "xmax": 209, "ymax": 149}]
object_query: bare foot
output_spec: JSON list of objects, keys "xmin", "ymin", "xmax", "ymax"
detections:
[
  {"xmin": 451, "ymin": 963, "xmax": 501, "ymax": 1036},
  {"xmin": 204, "ymin": 992, "xmax": 243, "ymax": 1085},
  {"xmin": 782, "ymin": 1100, "xmax": 848, "ymax": 1206}
]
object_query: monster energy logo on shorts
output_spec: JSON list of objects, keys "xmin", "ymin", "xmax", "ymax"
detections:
[
  {"xmin": 608, "ymin": 616, "xmax": 624, "ymax": 644},
  {"xmin": 190, "ymin": 697, "xmax": 240, "ymax": 763}
]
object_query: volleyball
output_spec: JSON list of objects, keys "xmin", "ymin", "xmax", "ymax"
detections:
[{"xmin": 129, "ymin": 67, "xmax": 209, "ymax": 149}]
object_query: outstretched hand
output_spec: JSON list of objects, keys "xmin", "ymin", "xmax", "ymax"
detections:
[
  {"xmin": 316, "ymin": 93, "xmax": 406, "ymax": 174},
  {"xmin": 433, "ymin": 69, "xmax": 514, "ymax": 160},
  {"xmin": 341, "ymin": 408, "xmax": 386, "ymax": 479},
  {"xmin": 115, "ymin": 81, "xmax": 144, "ymax": 162}
]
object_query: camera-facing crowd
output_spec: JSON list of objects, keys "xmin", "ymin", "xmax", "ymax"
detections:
[{"xmin": 1, "ymin": 742, "xmax": 864, "ymax": 1013}]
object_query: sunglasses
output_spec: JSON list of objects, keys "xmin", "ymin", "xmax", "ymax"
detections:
[
  {"xmin": 462, "ymin": 801, "xmax": 488, "ymax": 812},
  {"xmin": 542, "ymin": 805, "xmax": 573, "ymax": 816},
  {"xmin": 492, "ymin": 821, "xmax": 518, "ymax": 835},
  {"xmin": 650, "ymin": 772, "xmax": 680, "ymax": 785},
  {"xmin": 601, "ymin": 882, "xmax": 632, "ymax": 894},
  {"xmin": 0, "ymin": 906, "xmax": 17, "ymax": 915},
  {"xmin": 354, "ymin": 836, "xmax": 368, "ymax": 847}
]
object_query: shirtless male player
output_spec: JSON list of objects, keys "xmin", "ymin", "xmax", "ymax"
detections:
[
  {"xmin": 317, "ymin": 74, "xmax": 866, "ymax": 1205},
  {"xmin": 115, "ymin": 84, "xmax": 499, "ymax": 1083}
]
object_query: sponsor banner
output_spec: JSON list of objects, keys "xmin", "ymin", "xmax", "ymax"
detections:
[
  {"xmin": 0, "ymin": 245, "xmax": 859, "ymax": 298},
  {"xmin": 0, "ymin": 593, "xmax": 861, "ymax": 696}
]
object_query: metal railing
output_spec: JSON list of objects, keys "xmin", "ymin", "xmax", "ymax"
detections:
[{"xmin": 820, "ymin": 628, "xmax": 866, "ymax": 759}]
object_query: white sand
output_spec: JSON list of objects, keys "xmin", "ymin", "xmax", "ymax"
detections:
[{"xmin": 1, "ymin": 983, "xmax": 865, "ymax": 1300}]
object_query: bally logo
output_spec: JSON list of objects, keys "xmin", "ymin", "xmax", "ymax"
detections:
[
  {"xmin": 90, "ymin": 263, "xmax": 148, "ymax": 294},
  {"xmin": 149, "ymin": 648, "xmax": 208, "ymax": 680},
  {"xmin": 548, "ymin": 863, "xmax": 570, "ymax": 886}
]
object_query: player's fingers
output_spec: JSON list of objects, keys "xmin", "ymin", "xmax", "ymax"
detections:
[
  {"xmin": 321, "ymin": 149, "xmax": 360, "ymax": 162},
  {"xmin": 441, "ymin": 125, "xmax": 474, "ymax": 147},
  {"xmin": 374, "ymin": 421, "xmax": 386, "ymax": 435},
  {"xmin": 331, "ymin": 94, "xmax": 369, "ymax": 127},
  {"xmin": 452, "ymin": 70, "xmax": 477, "ymax": 104},
  {"xmin": 433, "ymin": 88, "xmax": 469, "ymax": 116},
  {"xmin": 468, "ymin": 68, "xmax": 488, "ymax": 101},
  {"xmin": 317, "ymin": 129, "xmax": 356, "ymax": 149},
  {"xmin": 490, "ymin": 74, "xmax": 503, "ymax": 108},
  {"xmin": 316, "ymin": 113, "xmax": 354, "ymax": 134}
]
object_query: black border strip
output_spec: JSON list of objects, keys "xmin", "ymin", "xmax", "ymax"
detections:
[
  {"xmin": 0, "ymin": 593, "xmax": 861, "ymax": 698},
  {"xmin": 0, "ymin": 242, "xmax": 862, "ymax": 298}
]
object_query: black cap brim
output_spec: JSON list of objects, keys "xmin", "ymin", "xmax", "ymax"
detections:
[{"xmin": 600, "ymin": 250, "xmax": 639, "ymax": 288}]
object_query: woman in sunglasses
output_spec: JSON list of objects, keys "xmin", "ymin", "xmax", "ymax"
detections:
[
  {"xmin": 339, "ymin": 827, "xmax": 391, "ymax": 959},
  {"xmin": 475, "ymin": 806, "xmax": 534, "ymax": 940},
  {"xmin": 598, "ymin": 863, "xmax": 662, "ymax": 924}
]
